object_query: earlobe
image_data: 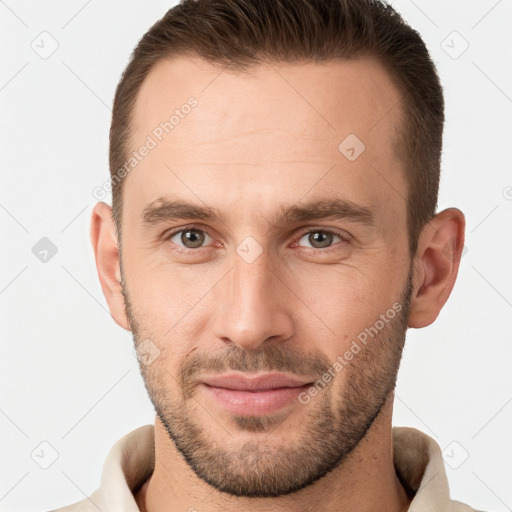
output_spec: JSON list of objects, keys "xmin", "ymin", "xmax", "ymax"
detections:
[
  {"xmin": 90, "ymin": 202, "xmax": 131, "ymax": 331},
  {"xmin": 408, "ymin": 208, "xmax": 465, "ymax": 329}
]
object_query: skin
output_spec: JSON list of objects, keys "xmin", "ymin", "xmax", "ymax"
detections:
[{"xmin": 91, "ymin": 55, "xmax": 465, "ymax": 512}]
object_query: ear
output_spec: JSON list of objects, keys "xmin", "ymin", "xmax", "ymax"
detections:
[
  {"xmin": 408, "ymin": 208, "xmax": 465, "ymax": 328},
  {"xmin": 90, "ymin": 202, "xmax": 131, "ymax": 331}
]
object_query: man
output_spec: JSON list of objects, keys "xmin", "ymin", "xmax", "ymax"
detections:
[{"xmin": 52, "ymin": 0, "xmax": 483, "ymax": 510}]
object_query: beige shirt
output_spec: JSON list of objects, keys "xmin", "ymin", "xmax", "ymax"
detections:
[{"xmin": 50, "ymin": 425, "xmax": 484, "ymax": 512}]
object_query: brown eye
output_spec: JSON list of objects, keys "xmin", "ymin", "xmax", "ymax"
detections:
[
  {"xmin": 298, "ymin": 230, "xmax": 345, "ymax": 249},
  {"xmin": 170, "ymin": 229, "xmax": 212, "ymax": 249}
]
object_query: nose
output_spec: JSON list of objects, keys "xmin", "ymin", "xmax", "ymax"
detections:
[{"xmin": 212, "ymin": 248, "xmax": 294, "ymax": 351}]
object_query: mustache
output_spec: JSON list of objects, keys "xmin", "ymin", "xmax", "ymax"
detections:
[{"xmin": 178, "ymin": 344, "xmax": 333, "ymax": 398}]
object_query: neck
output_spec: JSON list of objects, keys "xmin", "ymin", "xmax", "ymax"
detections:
[{"xmin": 136, "ymin": 394, "xmax": 411, "ymax": 512}]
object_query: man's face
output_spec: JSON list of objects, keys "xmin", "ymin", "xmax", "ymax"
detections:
[{"xmin": 120, "ymin": 56, "xmax": 412, "ymax": 497}]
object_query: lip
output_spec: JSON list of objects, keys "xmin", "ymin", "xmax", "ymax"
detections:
[
  {"xmin": 201, "ymin": 372, "xmax": 313, "ymax": 391},
  {"xmin": 200, "ymin": 372, "xmax": 314, "ymax": 416}
]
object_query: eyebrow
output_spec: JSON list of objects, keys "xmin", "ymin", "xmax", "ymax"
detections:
[{"xmin": 141, "ymin": 196, "xmax": 375, "ymax": 228}]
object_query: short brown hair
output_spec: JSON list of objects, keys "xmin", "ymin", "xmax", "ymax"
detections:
[{"xmin": 109, "ymin": 0, "xmax": 444, "ymax": 255}]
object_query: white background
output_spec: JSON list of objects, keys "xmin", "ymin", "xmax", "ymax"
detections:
[{"xmin": 0, "ymin": 1, "xmax": 511, "ymax": 511}]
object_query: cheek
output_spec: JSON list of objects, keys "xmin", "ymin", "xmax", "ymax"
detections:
[
  {"xmin": 125, "ymin": 263, "xmax": 219, "ymax": 362},
  {"xmin": 294, "ymin": 263, "xmax": 405, "ymax": 351},
  {"xmin": 125, "ymin": 249, "xmax": 213, "ymax": 321}
]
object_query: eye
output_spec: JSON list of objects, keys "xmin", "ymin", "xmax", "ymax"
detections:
[
  {"xmin": 296, "ymin": 230, "xmax": 348, "ymax": 249},
  {"xmin": 168, "ymin": 228, "xmax": 213, "ymax": 249}
]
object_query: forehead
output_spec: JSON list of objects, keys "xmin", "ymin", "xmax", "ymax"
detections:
[
  {"xmin": 132, "ymin": 54, "xmax": 403, "ymax": 149},
  {"xmin": 125, "ymin": 55, "xmax": 406, "ymax": 229}
]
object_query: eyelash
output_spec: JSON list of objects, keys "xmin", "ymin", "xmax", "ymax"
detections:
[
  {"xmin": 294, "ymin": 228, "xmax": 352, "ymax": 250},
  {"xmin": 164, "ymin": 225, "xmax": 351, "ymax": 253}
]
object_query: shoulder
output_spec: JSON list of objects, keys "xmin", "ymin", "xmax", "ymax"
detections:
[
  {"xmin": 450, "ymin": 500, "xmax": 489, "ymax": 512},
  {"xmin": 48, "ymin": 488, "xmax": 105, "ymax": 512}
]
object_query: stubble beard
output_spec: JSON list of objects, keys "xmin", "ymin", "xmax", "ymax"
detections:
[{"xmin": 122, "ymin": 271, "xmax": 413, "ymax": 498}]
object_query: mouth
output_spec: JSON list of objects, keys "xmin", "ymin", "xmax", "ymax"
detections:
[{"xmin": 200, "ymin": 372, "xmax": 314, "ymax": 416}]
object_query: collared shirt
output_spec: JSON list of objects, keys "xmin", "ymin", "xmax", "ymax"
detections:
[{"xmin": 50, "ymin": 425, "xmax": 484, "ymax": 512}]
